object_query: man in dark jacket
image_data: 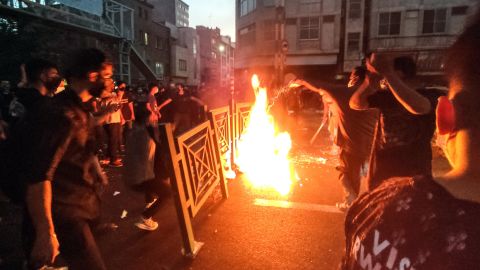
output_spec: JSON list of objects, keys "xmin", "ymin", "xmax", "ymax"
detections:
[{"xmin": 22, "ymin": 49, "xmax": 111, "ymax": 270}]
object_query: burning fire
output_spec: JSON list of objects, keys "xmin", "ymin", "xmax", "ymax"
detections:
[{"xmin": 236, "ymin": 75, "xmax": 295, "ymax": 196}]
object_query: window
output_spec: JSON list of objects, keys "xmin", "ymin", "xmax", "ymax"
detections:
[
  {"xmin": 299, "ymin": 17, "xmax": 319, "ymax": 40},
  {"xmin": 139, "ymin": 30, "xmax": 143, "ymax": 42},
  {"xmin": 179, "ymin": 59, "xmax": 187, "ymax": 71},
  {"xmin": 155, "ymin": 36, "xmax": 159, "ymax": 49},
  {"xmin": 452, "ymin": 6, "xmax": 468, "ymax": 16},
  {"xmin": 155, "ymin": 62, "xmax": 164, "ymax": 76},
  {"xmin": 264, "ymin": 20, "xmax": 275, "ymax": 40},
  {"xmin": 144, "ymin": 32, "xmax": 149, "ymax": 45},
  {"xmin": 240, "ymin": 0, "xmax": 256, "ymax": 16},
  {"xmin": 347, "ymin": 32, "xmax": 361, "ymax": 52},
  {"xmin": 299, "ymin": 0, "xmax": 321, "ymax": 13},
  {"xmin": 138, "ymin": 7, "xmax": 142, "ymax": 18},
  {"xmin": 144, "ymin": 10, "xmax": 148, "ymax": 20},
  {"xmin": 349, "ymin": 0, "xmax": 361, "ymax": 19},
  {"xmin": 378, "ymin": 12, "xmax": 401, "ymax": 35},
  {"xmin": 423, "ymin": 9, "xmax": 447, "ymax": 34}
]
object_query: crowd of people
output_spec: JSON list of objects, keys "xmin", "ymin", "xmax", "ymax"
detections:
[
  {"xmin": 0, "ymin": 49, "xmax": 207, "ymax": 269},
  {"xmin": 1, "ymin": 7, "xmax": 480, "ymax": 270}
]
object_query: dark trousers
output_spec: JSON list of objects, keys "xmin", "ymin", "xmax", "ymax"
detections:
[
  {"xmin": 54, "ymin": 217, "xmax": 107, "ymax": 270},
  {"xmin": 23, "ymin": 213, "xmax": 106, "ymax": 270},
  {"xmin": 105, "ymin": 123, "xmax": 121, "ymax": 162},
  {"xmin": 173, "ymin": 112, "xmax": 191, "ymax": 135},
  {"xmin": 138, "ymin": 179, "xmax": 170, "ymax": 219},
  {"xmin": 338, "ymin": 149, "xmax": 365, "ymax": 201}
]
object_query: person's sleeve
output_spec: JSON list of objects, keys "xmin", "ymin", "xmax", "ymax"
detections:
[{"xmin": 27, "ymin": 109, "xmax": 73, "ymax": 184}]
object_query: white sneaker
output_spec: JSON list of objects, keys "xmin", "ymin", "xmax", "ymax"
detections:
[{"xmin": 134, "ymin": 217, "xmax": 158, "ymax": 231}]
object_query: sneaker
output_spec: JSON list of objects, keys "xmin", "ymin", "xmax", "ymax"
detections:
[
  {"xmin": 109, "ymin": 159, "xmax": 123, "ymax": 167},
  {"xmin": 135, "ymin": 217, "xmax": 158, "ymax": 231}
]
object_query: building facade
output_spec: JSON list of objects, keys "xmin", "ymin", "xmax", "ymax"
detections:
[
  {"xmin": 170, "ymin": 27, "xmax": 201, "ymax": 86},
  {"xmin": 235, "ymin": 0, "xmax": 343, "ymax": 83},
  {"xmin": 364, "ymin": 0, "xmax": 479, "ymax": 75},
  {"xmin": 197, "ymin": 26, "xmax": 235, "ymax": 90},
  {"xmin": 150, "ymin": 0, "xmax": 189, "ymax": 27},
  {"xmin": 236, "ymin": 0, "xmax": 479, "ymax": 83}
]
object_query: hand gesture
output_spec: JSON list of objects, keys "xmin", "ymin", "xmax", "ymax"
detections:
[
  {"xmin": 289, "ymin": 79, "xmax": 307, "ymax": 88},
  {"xmin": 367, "ymin": 53, "xmax": 394, "ymax": 75},
  {"xmin": 30, "ymin": 232, "xmax": 60, "ymax": 267}
]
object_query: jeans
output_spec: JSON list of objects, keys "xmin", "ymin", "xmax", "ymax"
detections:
[
  {"xmin": 337, "ymin": 149, "xmax": 365, "ymax": 202},
  {"xmin": 105, "ymin": 123, "xmax": 121, "ymax": 162}
]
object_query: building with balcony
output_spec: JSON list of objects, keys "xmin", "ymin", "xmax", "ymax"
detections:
[{"xmin": 0, "ymin": 0, "xmax": 169, "ymax": 84}]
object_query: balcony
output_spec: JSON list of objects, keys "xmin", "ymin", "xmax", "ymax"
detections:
[{"xmin": 369, "ymin": 35, "xmax": 457, "ymax": 52}]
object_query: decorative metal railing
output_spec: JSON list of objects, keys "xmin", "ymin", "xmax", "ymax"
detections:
[{"xmin": 160, "ymin": 122, "xmax": 228, "ymax": 258}]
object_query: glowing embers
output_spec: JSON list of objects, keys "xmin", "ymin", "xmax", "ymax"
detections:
[{"xmin": 236, "ymin": 75, "xmax": 295, "ymax": 196}]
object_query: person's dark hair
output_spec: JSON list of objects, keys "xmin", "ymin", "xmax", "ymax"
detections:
[
  {"xmin": 65, "ymin": 48, "xmax": 111, "ymax": 80},
  {"xmin": 446, "ymin": 9, "xmax": 480, "ymax": 89},
  {"xmin": 176, "ymin": 83, "xmax": 184, "ymax": 88},
  {"xmin": 117, "ymin": 81, "xmax": 126, "ymax": 89},
  {"xmin": 393, "ymin": 56, "xmax": 416, "ymax": 79},
  {"xmin": 25, "ymin": 58, "xmax": 58, "ymax": 83},
  {"xmin": 148, "ymin": 82, "xmax": 158, "ymax": 91},
  {"xmin": 351, "ymin": 66, "xmax": 367, "ymax": 82}
]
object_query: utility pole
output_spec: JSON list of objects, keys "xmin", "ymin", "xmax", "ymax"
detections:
[
  {"xmin": 336, "ymin": 0, "xmax": 347, "ymax": 80},
  {"xmin": 274, "ymin": 0, "xmax": 286, "ymax": 89},
  {"xmin": 362, "ymin": 0, "xmax": 372, "ymax": 62}
]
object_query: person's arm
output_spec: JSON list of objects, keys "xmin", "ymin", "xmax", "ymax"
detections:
[
  {"xmin": 291, "ymin": 79, "xmax": 325, "ymax": 95},
  {"xmin": 26, "ymin": 112, "xmax": 73, "ymax": 266},
  {"xmin": 128, "ymin": 102, "xmax": 135, "ymax": 120},
  {"xmin": 190, "ymin": 96, "xmax": 206, "ymax": 106},
  {"xmin": 382, "ymin": 72, "xmax": 431, "ymax": 115},
  {"xmin": 26, "ymin": 181, "xmax": 59, "ymax": 266},
  {"xmin": 349, "ymin": 75, "xmax": 378, "ymax": 111},
  {"xmin": 158, "ymin": 98, "xmax": 172, "ymax": 110},
  {"xmin": 367, "ymin": 53, "xmax": 431, "ymax": 115}
]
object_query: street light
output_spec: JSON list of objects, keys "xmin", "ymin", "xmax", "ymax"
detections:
[{"xmin": 219, "ymin": 44, "xmax": 225, "ymax": 52}]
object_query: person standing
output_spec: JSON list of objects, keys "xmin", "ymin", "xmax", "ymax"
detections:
[
  {"xmin": 22, "ymin": 48, "xmax": 111, "ymax": 270},
  {"xmin": 124, "ymin": 105, "xmax": 170, "ymax": 231},
  {"xmin": 103, "ymin": 80, "xmax": 123, "ymax": 167},
  {"xmin": 292, "ymin": 67, "xmax": 378, "ymax": 210},
  {"xmin": 350, "ymin": 54, "xmax": 444, "ymax": 190},
  {"xmin": 343, "ymin": 12, "xmax": 480, "ymax": 269},
  {"xmin": 158, "ymin": 83, "xmax": 206, "ymax": 135}
]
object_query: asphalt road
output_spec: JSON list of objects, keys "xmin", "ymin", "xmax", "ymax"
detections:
[{"xmin": 0, "ymin": 112, "xmax": 450, "ymax": 270}]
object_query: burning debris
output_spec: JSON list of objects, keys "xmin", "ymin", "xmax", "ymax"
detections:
[{"xmin": 236, "ymin": 75, "xmax": 296, "ymax": 196}]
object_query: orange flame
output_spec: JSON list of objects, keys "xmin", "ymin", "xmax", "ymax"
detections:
[
  {"xmin": 236, "ymin": 75, "xmax": 294, "ymax": 196},
  {"xmin": 251, "ymin": 74, "xmax": 260, "ymax": 91}
]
